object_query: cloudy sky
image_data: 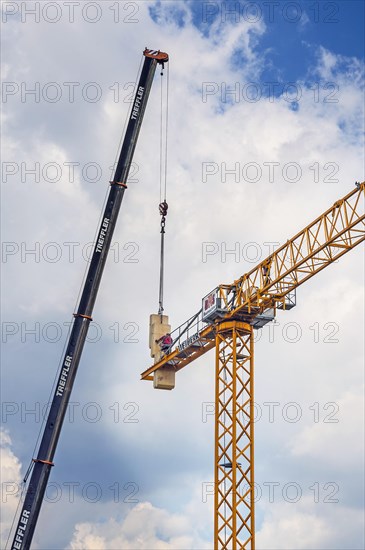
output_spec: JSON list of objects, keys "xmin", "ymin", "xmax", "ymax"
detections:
[{"xmin": 1, "ymin": 1, "xmax": 364, "ymax": 548}]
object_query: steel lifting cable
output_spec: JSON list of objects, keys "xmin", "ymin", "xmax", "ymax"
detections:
[
  {"xmin": 158, "ymin": 199, "xmax": 168, "ymax": 315},
  {"xmin": 158, "ymin": 61, "xmax": 169, "ymax": 315},
  {"xmin": 5, "ymin": 481, "xmax": 27, "ymax": 550}
]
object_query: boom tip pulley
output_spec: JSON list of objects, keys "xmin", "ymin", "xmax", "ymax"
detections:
[{"xmin": 144, "ymin": 47, "xmax": 169, "ymax": 64}]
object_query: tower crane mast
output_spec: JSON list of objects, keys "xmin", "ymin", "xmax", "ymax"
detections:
[
  {"xmin": 11, "ymin": 48, "xmax": 168, "ymax": 550},
  {"xmin": 142, "ymin": 182, "xmax": 365, "ymax": 549}
]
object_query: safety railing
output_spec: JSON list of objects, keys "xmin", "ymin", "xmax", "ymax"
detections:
[{"xmin": 167, "ymin": 308, "xmax": 205, "ymax": 353}]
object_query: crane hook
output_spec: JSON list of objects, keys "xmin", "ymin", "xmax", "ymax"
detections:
[
  {"xmin": 158, "ymin": 200, "xmax": 168, "ymax": 315},
  {"xmin": 159, "ymin": 200, "xmax": 168, "ymax": 232}
]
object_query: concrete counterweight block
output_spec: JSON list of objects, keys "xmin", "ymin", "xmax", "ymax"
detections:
[
  {"xmin": 149, "ymin": 313, "xmax": 171, "ymax": 362},
  {"xmin": 153, "ymin": 365, "xmax": 175, "ymax": 390}
]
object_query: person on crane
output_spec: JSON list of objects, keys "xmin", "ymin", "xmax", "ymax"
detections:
[
  {"xmin": 157, "ymin": 333, "xmax": 173, "ymax": 353},
  {"xmin": 262, "ymin": 258, "xmax": 271, "ymax": 286}
]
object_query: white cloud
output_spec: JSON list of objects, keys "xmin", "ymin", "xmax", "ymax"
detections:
[
  {"xmin": 257, "ymin": 497, "xmax": 364, "ymax": 549},
  {"xmin": 68, "ymin": 500, "xmax": 212, "ymax": 550},
  {"xmin": 257, "ymin": 506, "xmax": 330, "ymax": 549},
  {"xmin": 1, "ymin": 2, "xmax": 364, "ymax": 549},
  {"xmin": 0, "ymin": 429, "xmax": 23, "ymax": 548},
  {"xmin": 289, "ymin": 388, "xmax": 365, "ymax": 469}
]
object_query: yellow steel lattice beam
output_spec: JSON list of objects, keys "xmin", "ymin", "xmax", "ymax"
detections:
[
  {"xmin": 215, "ymin": 322, "xmax": 255, "ymax": 549},
  {"xmin": 219, "ymin": 182, "xmax": 365, "ymax": 316},
  {"xmin": 141, "ymin": 183, "xmax": 364, "ymax": 380}
]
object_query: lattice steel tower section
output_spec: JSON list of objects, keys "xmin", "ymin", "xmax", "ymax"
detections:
[
  {"xmin": 215, "ymin": 322, "xmax": 255, "ymax": 548},
  {"xmin": 143, "ymin": 182, "xmax": 365, "ymax": 550}
]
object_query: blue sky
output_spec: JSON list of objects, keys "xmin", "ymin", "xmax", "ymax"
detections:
[
  {"xmin": 1, "ymin": 1, "xmax": 364, "ymax": 549},
  {"xmin": 151, "ymin": 0, "xmax": 365, "ymax": 83}
]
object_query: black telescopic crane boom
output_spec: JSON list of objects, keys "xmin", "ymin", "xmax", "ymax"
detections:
[{"xmin": 11, "ymin": 48, "xmax": 169, "ymax": 550}]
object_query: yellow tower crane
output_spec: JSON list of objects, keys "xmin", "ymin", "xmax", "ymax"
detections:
[{"xmin": 142, "ymin": 182, "xmax": 365, "ymax": 549}]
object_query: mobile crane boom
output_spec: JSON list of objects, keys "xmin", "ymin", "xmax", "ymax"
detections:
[{"xmin": 11, "ymin": 48, "xmax": 168, "ymax": 550}]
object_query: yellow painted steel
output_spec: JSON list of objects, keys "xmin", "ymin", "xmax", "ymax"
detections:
[
  {"xmin": 215, "ymin": 322, "xmax": 254, "ymax": 549},
  {"xmin": 218, "ymin": 182, "xmax": 365, "ymax": 316},
  {"xmin": 141, "ymin": 324, "xmax": 216, "ymax": 379},
  {"xmin": 141, "ymin": 183, "xmax": 365, "ymax": 381},
  {"xmin": 140, "ymin": 183, "xmax": 365, "ymax": 550}
]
